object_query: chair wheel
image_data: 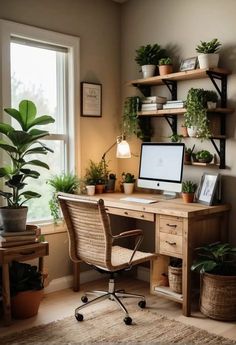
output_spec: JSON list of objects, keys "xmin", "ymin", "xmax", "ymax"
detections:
[
  {"xmin": 75, "ymin": 313, "xmax": 84, "ymax": 321},
  {"xmin": 124, "ymin": 316, "xmax": 132, "ymax": 325},
  {"xmin": 81, "ymin": 295, "xmax": 88, "ymax": 303},
  {"xmin": 138, "ymin": 300, "xmax": 146, "ymax": 309}
]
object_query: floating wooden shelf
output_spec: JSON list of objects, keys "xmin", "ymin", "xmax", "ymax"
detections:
[
  {"xmin": 185, "ymin": 162, "xmax": 220, "ymax": 168},
  {"xmin": 138, "ymin": 107, "xmax": 234, "ymax": 117}
]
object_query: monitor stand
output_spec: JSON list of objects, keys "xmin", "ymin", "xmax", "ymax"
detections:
[{"xmin": 163, "ymin": 191, "xmax": 178, "ymax": 199}]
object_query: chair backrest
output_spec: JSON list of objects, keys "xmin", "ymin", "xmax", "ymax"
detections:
[{"xmin": 57, "ymin": 193, "xmax": 113, "ymax": 270}]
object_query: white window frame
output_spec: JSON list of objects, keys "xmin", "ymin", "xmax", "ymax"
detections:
[{"xmin": 0, "ymin": 19, "xmax": 80, "ymax": 175}]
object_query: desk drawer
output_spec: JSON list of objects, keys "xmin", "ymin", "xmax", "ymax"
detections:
[
  {"xmin": 159, "ymin": 233, "xmax": 182, "ymax": 256},
  {"xmin": 1, "ymin": 242, "xmax": 49, "ymax": 264},
  {"xmin": 159, "ymin": 216, "xmax": 183, "ymax": 236},
  {"xmin": 106, "ymin": 207, "xmax": 154, "ymax": 222}
]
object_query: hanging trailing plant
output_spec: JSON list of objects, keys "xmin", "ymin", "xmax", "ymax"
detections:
[{"xmin": 122, "ymin": 96, "xmax": 152, "ymax": 141}]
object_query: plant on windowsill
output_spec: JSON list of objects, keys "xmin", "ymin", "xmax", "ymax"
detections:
[
  {"xmin": 47, "ymin": 173, "xmax": 80, "ymax": 224},
  {"xmin": 9, "ymin": 261, "xmax": 46, "ymax": 319},
  {"xmin": 121, "ymin": 172, "xmax": 136, "ymax": 195},
  {"xmin": 0, "ymin": 100, "xmax": 55, "ymax": 232},
  {"xmin": 181, "ymin": 180, "xmax": 197, "ymax": 203},
  {"xmin": 196, "ymin": 38, "xmax": 221, "ymax": 69},
  {"xmin": 184, "ymin": 88, "xmax": 210, "ymax": 140},
  {"xmin": 191, "ymin": 242, "xmax": 236, "ymax": 321},
  {"xmin": 135, "ymin": 43, "xmax": 166, "ymax": 78},
  {"xmin": 158, "ymin": 57, "xmax": 173, "ymax": 76}
]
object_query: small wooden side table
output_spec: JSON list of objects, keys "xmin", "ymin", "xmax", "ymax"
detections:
[{"xmin": 0, "ymin": 241, "xmax": 49, "ymax": 325}]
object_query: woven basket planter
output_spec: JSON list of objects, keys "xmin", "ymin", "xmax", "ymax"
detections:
[
  {"xmin": 200, "ymin": 273, "xmax": 236, "ymax": 321},
  {"xmin": 168, "ymin": 266, "xmax": 182, "ymax": 294}
]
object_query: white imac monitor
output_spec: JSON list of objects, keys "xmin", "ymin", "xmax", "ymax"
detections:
[{"xmin": 138, "ymin": 142, "xmax": 185, "ymax": 198}]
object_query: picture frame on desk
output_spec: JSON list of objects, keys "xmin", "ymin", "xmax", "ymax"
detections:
[
  {"xmin": 197, "ymin": 173, "xmax": 220, "ymax": 206},
  {"xmin": 179, "ymin": 57, "xmax": 198, "ymax": 72},
  {"xmin": 81, "ymin": 82, "xmax": 102, "ymax": 117}
]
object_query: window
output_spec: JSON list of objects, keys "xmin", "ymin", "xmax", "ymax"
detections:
[{"xmin": 0, "ymin": 20, "xmax": 80, "ymax": 223}]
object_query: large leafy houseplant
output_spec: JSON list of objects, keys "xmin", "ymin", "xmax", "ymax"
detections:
[
  {"xmin": 0, "ymin": 100, "xmax": 55, "ymax": 231},
  {"xmin": 135, "ymin": 43, "xmax": 166, "ymax": 66}
]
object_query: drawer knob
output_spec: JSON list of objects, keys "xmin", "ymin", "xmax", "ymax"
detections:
[
  {"xmin": 141, "ymin": 214, "xmax": 144, "ymax": 218},
  {"xmin": 167, "ymin": 223, "xmax": 177, "ymax": 228},
  {"xmin": 165, "ymin": 240, "xmax": 176, "ymax": 246},
  {"xmin": 124, "ymin": 211, "xmax": 128, "ymax": 215}
]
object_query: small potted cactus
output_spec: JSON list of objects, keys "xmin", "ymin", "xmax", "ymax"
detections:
[
  {"xmin": 121, "ymin": 172, "xmax": 136, "ymax": 195},
  {"xmin": 182, "ymin": 180, "xmax": 197, "ymax": 203}
]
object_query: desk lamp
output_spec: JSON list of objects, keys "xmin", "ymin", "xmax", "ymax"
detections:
[{"xmin": 101, "ymin": 135, "xmax": 131, "ymax": 160}]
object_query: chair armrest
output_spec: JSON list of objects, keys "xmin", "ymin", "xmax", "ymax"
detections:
[
  {"xmin": 112, "ymin": 229, "xmax": 143, "ymax": 240},
  {"xmin": 112, "ymin": 229, "xmax": 144, "ymax": 266}
]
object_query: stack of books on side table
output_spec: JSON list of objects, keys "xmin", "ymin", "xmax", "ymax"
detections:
[
  {"xmin": 163, "ymin": 100, "xmax": 185, "ymax": 109},
  {"xmin": 141, "ymin": 96, "xmax": 167, "ymax": 111},
  {"xmin": 0, "ymin": 224, "xmax": 41, "ymax": 248}
]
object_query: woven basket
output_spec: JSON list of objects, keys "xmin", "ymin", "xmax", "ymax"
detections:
[
  {"xmin": 168, "ymin": 266, "xmax": 182, "ymax": 294},
  {"xmin": 200, "ymin": 273, "xmax": 236, "ymax": 321}
]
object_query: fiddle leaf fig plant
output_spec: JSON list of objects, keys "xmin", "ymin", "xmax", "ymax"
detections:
[{"xmin": 0, "ymin": 100, "xmax": 55, "ymax": 207}]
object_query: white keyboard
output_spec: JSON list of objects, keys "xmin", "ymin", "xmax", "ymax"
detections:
[{"xmin": 120, "ymin": 197, "xmax": 159, "ymax": 204}]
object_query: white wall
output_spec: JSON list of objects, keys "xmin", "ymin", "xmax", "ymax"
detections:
[{"xmin": 120, "ymin": 0, "xmax": 236, "ymax": 243}]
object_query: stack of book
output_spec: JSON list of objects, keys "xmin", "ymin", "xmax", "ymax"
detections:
[
  {"xmin": 141, "ymin": 96, "xmax": 167, "ymax": 111},
  {"xmin": 163, "ymin": 100, "xmax": 185, "ymax": 109},
  {"xmin": 0, "ymin": 226, "xmax": 41, "ymax": 248}
]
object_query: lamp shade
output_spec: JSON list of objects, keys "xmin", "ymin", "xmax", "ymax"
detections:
[{"xmin": 116, "ymin": 139, "xmax": 131, "ymax": 158}]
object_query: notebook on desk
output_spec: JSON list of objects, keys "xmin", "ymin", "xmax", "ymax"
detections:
[{"xmin": 120, "ymin": 197, "xmax": 159, "ymax": 204}]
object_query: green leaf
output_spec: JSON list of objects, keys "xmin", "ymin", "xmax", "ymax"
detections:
[
  {"xmin": 22, "ymin": 159, "xmax": 49, "ymax": 170},
  {"xmin": 0, "ymin": 166, "xmax": 13, "ymax": 178},
  {"xmin": 0, "ymin": 123, "xmax": 15, "ymax": 136},
  {"xmin": 0, "ymin": 190, "xmax": 13, "ymax": 200},
  {"xmin": 27, "ymin": 115, "xmax": 55, "ymax": 129},
  {"xmin": 0, "ymin": 140, "xmax": 18, "ymax": 153},
  {"xmin": 8, "ymin": 131, "xmax": 32, "ymax": 147},
  {"xmin": 19, "ymin": 100, "xmax": 37, "ymax": 130},
  {"xmin": 19, "ymin": 191, "xmax": 41, "ymax": 199},
  {"xmin": 28, "ymin": 129, "xmax": 49, "ymax": 140},
  {"xmin": 20, "ymin": 169, "xmax": 40, "ymax": 179},
  {"xmin": 4, "ymin": 108, "xmax": 24, "ymax": 129},
  {"xmin": 24, "ymin": 147, "xmax": 48, "ymax": 156}
]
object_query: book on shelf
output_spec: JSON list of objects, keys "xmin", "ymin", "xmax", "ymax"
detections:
[
  {"xmin": 142, "ymin": 96, "xmax": 167, "ymax": 104},
  {"xmin": 166, "ymin": 99, "xmax": 184, "ymax": 104},
  {"xmin": 0, "ymin": 239, "xmax": 39, "ymax": 248},
  {"xmin": 0, "ymin": 234, "xmax": 37, "ymax": 242},
  {"xmin": 0, "ymin": 227, "xmax": 41, "ymax": 237},
  {"xmin": 141, "ymin": 103, "xmax": 163, "ymax": 110},
  {"xmin": 163, "ymin": 103, "xmax": 184, "ymax": 109}
]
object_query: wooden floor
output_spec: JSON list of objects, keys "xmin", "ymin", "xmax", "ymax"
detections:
[{"xmin": 0, "ymin": 277, "xmax": 236, "ymax": 341}]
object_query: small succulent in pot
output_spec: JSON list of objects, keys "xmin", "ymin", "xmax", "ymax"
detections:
[
  {"xmin": 196, "ymin": 38, "xmax": 221, "ymax": 54},
  {"xmin": 182, "ymin": 180, "xmax": 197, "ymax": 203}
]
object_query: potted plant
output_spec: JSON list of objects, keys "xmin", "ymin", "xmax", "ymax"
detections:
[
  {"xmin": 158, "ymin": 57, "xmax": 173, "ymax": 76},
  {"xmin": 135, "ymin": 43, "xmax": 166, "ymax": 78},
  {"xmin": 122, "ymin": 96, "xmax": 153, "ymax": 142},
  {"xmin": 169, "ymin": 133, "xmax": 183, "ymax": 143},
  {"xmin": 195, "ymin": 150, "xmax": 213, "ymax": 163},
  {"xmin": 47, "ymin": 173, "xmax": 80, "ymax": 223},
  {"xmin": 105, "ymin": 173, "xmax": 116, "ymax": 193},
  {"xmin": 184, "ymin": 88, "xmax": 210, "ymax": 139},
  {"xmin": 0, "ymin": 100, "xmax": 55, "ymax": 232},
  {"xmin": 191, "ymin": 242, "xmax": 236, "ymax": 321},
  {"xmin": 9, "ymin": 261, "xmax": 45, "ymax": 319},
  {"xmin": 184, "ymin": 145, "xmax": 195, "ymax": 164},
  {"xmin": 182, "ymin": 180, "xmax": 197, "ymax": 203},
  {"xmin": 204, "ymin": 90, "xmax": 218, "ymax": 109},
  {"xmin": 168, "ymin": 258, "xmax": 182, "ymax": 294},
  {"xmin": 121, "ymin": 172, "xmax": 136, "ymax": 195},
  {"xmin": 196, "ymin": 38, "xmax": 221, "ymax": 69},
  {"xmin": 84, "ymin": 160, "xmax": 107, "ymax": 194}
]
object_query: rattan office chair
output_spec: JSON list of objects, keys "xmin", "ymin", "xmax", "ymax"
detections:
[{"xmin": 58, "ymin": 192, "xmax": 156, "ymax": 325}]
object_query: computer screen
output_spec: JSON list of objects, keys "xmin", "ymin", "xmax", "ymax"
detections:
[{"xmin": 138, "ymin": 142, "xmax": 185, "ymax": 197}]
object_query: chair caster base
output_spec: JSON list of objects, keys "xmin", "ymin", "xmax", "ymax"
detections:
[
  {"xmin": 75, "ymin": 313, "xmax": 84, "ymax": 321},
  {"xmin": 81, "ymin": 295, "xmax": 88, "ymax": 303},
  {"xmin": 124, "ymin": 316, "xmax": 132, "ymax": 325},
  {"xmin": 138, "ymin": 300, "xmax": 146, "ymax": 309}
]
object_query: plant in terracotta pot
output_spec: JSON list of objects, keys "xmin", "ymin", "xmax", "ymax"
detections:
[
  {"xmin": 84, "ymin": 160, "xmax": 107, "ymax": 194},
  {"xmin": 182, "ymin": 180, "xmax": 197, "ymax": 203},
  {"xmin": 196, "ymin": 38, "xmax": 221, "ymax": 69},
  {"xmin": 184, "ymin": 88, "xmax": 210, "ymax": 140},
  {"xmin": 135, "ymin": 43, "xmax": 166, "ymax": 78},
  {"xmin": 184, "ymin": 145, "xmax": 195, "ymax": 165},
  {"xmin": 0, "ymin": 100, "xmax": 55, "ymax": 232},
  {"xmin": 121, "ymin": 172, "xmax": 136, "ymax": 195},
  {"xmin": 9, "ymin": 261, "xmax": 45, "ymax": 319},
  {"xmin": 191, "ymin": 242, "xmax": 236, "ymax": 321},
  {"xmin": 158, "ymin": 57, "xmax": 173, "ymax": 76}
]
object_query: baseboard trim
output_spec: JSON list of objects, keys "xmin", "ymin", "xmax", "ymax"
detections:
[{"xmin": 45, "ymin": 267, "xmax": 149, "ymax": 294}]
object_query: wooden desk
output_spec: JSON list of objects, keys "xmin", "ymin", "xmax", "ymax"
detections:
[
  {"xmin": 72, "ymin": 193, "xmax": 230, "ymax": 317},
  {"xmin": 0, "ymin": 242, "xmax": 49, "ymax": 325}
]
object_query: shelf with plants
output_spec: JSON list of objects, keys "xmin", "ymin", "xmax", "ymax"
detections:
[{"xmin": 129, "ymin": 65, "xmax": 233, "ymax": 169}]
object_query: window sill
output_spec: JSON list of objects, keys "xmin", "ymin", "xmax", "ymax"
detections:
[{"xmin": 28, "ymin": 221, "xmax": 67, "ymax": 236}]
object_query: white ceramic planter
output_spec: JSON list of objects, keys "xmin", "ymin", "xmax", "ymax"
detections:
[
  {"xmin": 86, "ymin": 185, "xmax": 95, "ymax": 196},
  {"xmin": 207, "ymin": 101, "xmax": 217, "ymax": 109},
  {"xmin": 198, "ymin": 53, "xmax": 219, "ymax": 69},
  {"xmin": 187, "ymin": 126, "xmax": 198, "ymax": 137},
  {"xmin": 141, "ymin": 65, "xmax": 156, "ymax": 78},
  {"xmin": 123, "ymin": 183, "xmax": 134, "ymax": 195}
]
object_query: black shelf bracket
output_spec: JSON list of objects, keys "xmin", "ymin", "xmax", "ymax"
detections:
[
  {"xmin": 164, "ymin": 115, "xmax": 177, "ymax": 134},
  {"xmin": 210, "ymin": 138, "xmax": 225, "ymax": 169},
  {"xmin": 162, "ymin": 80, "xmax": 177, "ymax": 100},
  {"xmin": 206, "ymin": 71, "xmax": 227, "ymax": 107},
  {"xmin": 133, "ymin": 84, "xmax": 151, "ymax": 97}
]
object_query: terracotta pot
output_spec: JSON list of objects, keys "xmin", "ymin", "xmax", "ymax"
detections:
[
  {"xmin": 181, "ymin": 126, "xmax": 189, "ymax": 138},
  {"xmin": 184, "ymin": 152, "xmax": 192, "ymax": 164},
  {"xmin": 159, "ymin": 65, "xmax": 173, "ymax": 76},
  {"xmin": 182, "ymin": 192, "xmax": 195, "ymax": 203},
  {"xmin": 95, "ymin": 184, "xmax": 105, "ymax": 194},
  {"xmin": 11, "ymin": 289, "xmax": 43, "ymax": 319}
]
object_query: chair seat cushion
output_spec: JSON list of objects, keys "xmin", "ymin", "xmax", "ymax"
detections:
[{"xmin": 111, "ymin": 245, "xmax": 156, "ymax": 271}]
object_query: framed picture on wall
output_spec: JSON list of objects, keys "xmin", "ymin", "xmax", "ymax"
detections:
[
  {"xmin": 179, "ymin": 56, "xmax": 198, "ymax": 72},
  {"xmin": 81, "ymin": 82, "xmax": 102, "ymax": 117},
  {"xmin": 197, "ymin": 173, "xmax": 220, "ymax": 205}
]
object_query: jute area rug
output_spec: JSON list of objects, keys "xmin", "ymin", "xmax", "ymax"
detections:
[{"xmin": 1, "ymin": 306, "xmax": 234, "ymax": 345}]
